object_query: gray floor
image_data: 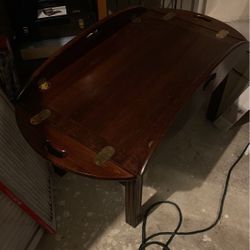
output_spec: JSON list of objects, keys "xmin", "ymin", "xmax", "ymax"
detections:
[{"xmin": 37, "ymin": 104, "xmax": 249, "ymax": 250}]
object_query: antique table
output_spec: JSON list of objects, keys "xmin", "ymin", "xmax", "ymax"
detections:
[{"xmin": 15, "ymin": 7, "xmax": 248, "ymax": 228}]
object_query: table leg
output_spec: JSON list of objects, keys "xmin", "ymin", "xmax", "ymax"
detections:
[
  {"xmin": 214, "ymin": 86, "xmax": 249, "ymax": 131},
  {"xmin": 97, "ymin": 0, "xmax": 108, "ymax": 20},
  {"xmin": 207, "ymin": 75, "xmax": 228, "ymax": 121},
  {"xmin": 53, "ymin": 165, "xmax": 67, "ymax": 176},
  {"xmin": 125, "ymin": 175, "xmax": 143, "ymax": 227}
]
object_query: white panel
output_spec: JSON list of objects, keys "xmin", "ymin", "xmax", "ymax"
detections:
[
  {"xmin": 205, "ymin": 0, "xmax": 249, "ymax": 22},
  {"xmin": 0, "ymin": 89, "xmax": 55, "ymax": 232},
  {"xmin": 0, "ymin": 193, "xmax": 44, "ymax": 250}
]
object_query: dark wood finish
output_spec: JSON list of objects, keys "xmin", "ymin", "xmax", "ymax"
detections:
[
  {"xmin": 53, "ymin": 165, "xmax": 67, "ymax": 176},
  {"xmin": 97, "ymin": 0, "xmax": 108, "ymax": 20},
  {"xmin": 125, "ymin": 176, "xmax": 143, "ymax": 227},
  {"xmin": 15, "ymin": 7, "xmax": 248, "ymax": 226},
  {"xmin": 207, "ymin": 75, "xmax": 228, "ymax": 121}
]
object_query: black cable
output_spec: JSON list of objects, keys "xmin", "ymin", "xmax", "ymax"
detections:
[{"xmin": 139, "ymin": 143, "xmax": 249, "ymax": 250}]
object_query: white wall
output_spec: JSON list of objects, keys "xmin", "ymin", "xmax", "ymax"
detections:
[{"xmin": 205, "ymin": 0, "xmax": 249, "ymax": 22}]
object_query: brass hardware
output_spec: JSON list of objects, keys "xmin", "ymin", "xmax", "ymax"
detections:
[
  {"xmin": 78, "ymin": 18, "xmax": 85, "ymax": 29},
  {"xmin": 163, "ymin": 12, "xmax": 176, "ymax": 21},
  {"xmin": 95, "ymin": 146, "xmax": 115, "ymax": 166},
  {"xmin": 39, "ymin": 80, "xmax": 51, "ymax": 91},
  {"xmin": 30, "ymin": 109, "xmax": 51, "ymax": 125},
  {"xmin": 216, "ymin": 29, "xmax": 229, "ymax": 39}
]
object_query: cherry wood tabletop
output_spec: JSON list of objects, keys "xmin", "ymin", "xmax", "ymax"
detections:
[{"xmin": 15, "ymin": 7, "xmax": 247, "ymax": 180}]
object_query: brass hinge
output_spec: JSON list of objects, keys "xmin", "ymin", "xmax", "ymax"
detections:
[
  {"xmin": 216, "ymin": 29, "xmax": 229, "ymax": 39},
  {"xmin": 30, "ymin": 109, "xmax": 51, "ymax": 125},
  {"xmin": 95, "ymin": 146, "xmax": 115, "ymax": 166}
]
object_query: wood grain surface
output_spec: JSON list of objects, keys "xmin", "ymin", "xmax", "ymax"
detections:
[{"xmin": 15, "ymin": 7, "xmax": 247, "ymax": 180}]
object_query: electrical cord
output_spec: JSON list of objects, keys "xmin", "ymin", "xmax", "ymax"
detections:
[{"xmin": 139, "ymin": 143, "xmax": 249, "ymax": 250}]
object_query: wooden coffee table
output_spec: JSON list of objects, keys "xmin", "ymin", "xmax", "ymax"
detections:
[{"xmin": 15, "ymin": 7, "xmax": 248, "ymax": 227}]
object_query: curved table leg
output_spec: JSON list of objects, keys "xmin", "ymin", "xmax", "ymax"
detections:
[{"xmin": 124, "ymin": 175, "xmax": 143, "ymax": 227}]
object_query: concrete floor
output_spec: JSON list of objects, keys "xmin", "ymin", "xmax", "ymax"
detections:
[{"xmin": 37, "ymin": 104, "xmax": 249, "ymax": 250}]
